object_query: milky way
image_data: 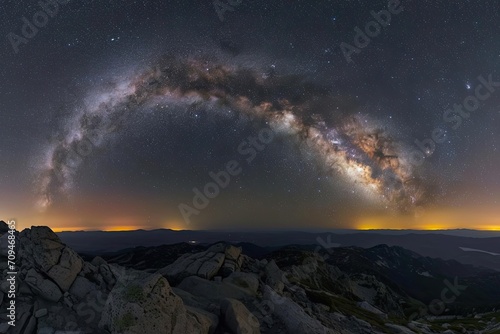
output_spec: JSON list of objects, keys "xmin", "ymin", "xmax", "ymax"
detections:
[{"xmin": 35, "ymin": 55, "xmax": 428, "ymax": 213}]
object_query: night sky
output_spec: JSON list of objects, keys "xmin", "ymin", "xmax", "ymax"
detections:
[{"xmin": 1, "ymin": 0, "xmax": 499, "ymax": 231}]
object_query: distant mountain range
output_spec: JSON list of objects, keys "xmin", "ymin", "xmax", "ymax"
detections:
[
  {"xmin": 58, "ymin": 229, "xmax": 500, "ymax": 271},
  {"xmin": 94, "ymin": 241, "xmax": 500, "ymax": 312}
]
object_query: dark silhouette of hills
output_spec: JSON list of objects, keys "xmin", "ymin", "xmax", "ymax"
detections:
[{"xmin": 58, "ymin": 229, "xmax": 500, "ymax": 271}]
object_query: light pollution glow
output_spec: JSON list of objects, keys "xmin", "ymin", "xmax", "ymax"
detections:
[
  {"xmin": 19, "ymin": 215, "xmax": 187, "ymax": 232},
  {"xmin": 11, "ymin": 207, "xmax": 499, "ymax": 232},
  {"xmin": 356, "ymin": 208, "xmax": 500, "ymax": 231}
]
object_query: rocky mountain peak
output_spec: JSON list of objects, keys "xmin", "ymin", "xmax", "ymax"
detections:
[{"xmin": 1, "ymin": 226, "xmax": 499, "ymax": 334}]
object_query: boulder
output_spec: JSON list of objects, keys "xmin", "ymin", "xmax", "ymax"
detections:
[
  {"xmin": 91, "ymin": 256, "xmax": 107, "ymax": 267},
  {"xmin": 221, "ymin": 245, "xmax": 243, "ymax": 277},
  {"xmin": 158, "ymin": 244, "xmax": 247, "ymax": 283},
  {"xmin": 35, "ymin": 308, "xmax": 48, "ymax": 318},
  {"xmin": 69, "ymin": 276, "xmax": 96, "ymax": 300},
  {"xmin": 265, "ymin": 261, "xmax": 286, "ymax": 294},
  {"xmin": 221, "ymin": 259, "xmax": 238, "ymax": 277},
  {"xmin": 183, "ymin": 252, "xmax": 216, "ymax": 276},
  {"xmin": 221, "ymin": 298, "xmax": 260, "ymax": 334},
  {"xmin": 158, "ymin": 253, "xmax": 194, "ymax": 276},
  {"xmin": 159, "ymin": 251, "xmax": 226, "ymax": 283},
  {"xmin": 79, "ymin": 261, "xmax": 98, "ymax": 278},
  {"xmin": 197, "ymin": 253, "xmax": 225, "ymax": 279},
  {"xmin": 20, "ymin": 226, "xmax": 65, "ymax": 272},
  {"xmin": 187, "ymin": 306, "xmax": 219, "ymax": 334},
  {"xmin": 225, "ymin": 245, "xmax": 242, "ymax": 261},
  {"xmin": 223, "ymin": 272, "xmax": 259, "ymax": 296},
  {"xmin": 99, "ymin": 273, "xmax": 208, "ymax": 334},
  {"xmin": 99, "ymin": 263, "xmax": 116, "ymax": 287},
  {"xmin": 47, "ymin": 247, "xmax": 83, "ymax": 291},
  {"xmin": 172, "ymin": 287, "xmax": 217, "ymax": 313},
  {"xmin": 25, "ymin": 269, "xmax": 63, "ymax": 302}
]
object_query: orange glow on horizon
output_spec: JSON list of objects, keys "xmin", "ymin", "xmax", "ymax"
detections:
[
  {"xmin": 162, "ymin": 219, "xmax": 186, "ymax": 231},
  {"xmin": 50, "ymin": 226, "xmax": 149, "ymax": 232},
  {"xmin": 13, "ymin": 205, "xmax": 500, "ymax": 232},
  {"xmin": 101, "ymin": 226, "xmax": 147, "ymax": 232},
  {"xmin": 356, "ymin": 208, "xmax": 500, "ymax": 231},
  {"xmin": 47, "ymin": 219, "xmax": 189, "ymax": 232}
]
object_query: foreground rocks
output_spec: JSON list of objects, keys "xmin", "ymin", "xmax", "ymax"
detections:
[
  {"xmin": 0, "ymin": 228, "xmax": 257, "ymax": 334},
  {"xmin": 99, "ymin": 273, "xmax": 210, "ymax": 334},
  {"xmin": 1, "ymin": 225, "xmax": 498, "ymax": 334}
]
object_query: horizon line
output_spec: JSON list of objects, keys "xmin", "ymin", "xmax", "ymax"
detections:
[{"xmin": 49, "ymin": 227, "xmax": 500, "ymax": 233}]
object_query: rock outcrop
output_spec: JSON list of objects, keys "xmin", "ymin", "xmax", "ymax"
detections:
[
  {"xmin": 0, "ymin": 226, "xmax": 216, "ymax": 334},
  {"xmin": 0, "ymin": 221, "xmax": 9, "ymax": 234},
  {"xmin": 157, "ymin": 243, "xmax": 244, "ymax": 284},
  {"xmin": 98, "ymin": 273, "xmax": 207, "ymax": 334},
  {"xmin": 262, "ymin": 285, "xmax": 335, "ymax": 334},
  {"xmin": 24, "ymin": 269, "xmax": 63, "ymax": 302}
]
